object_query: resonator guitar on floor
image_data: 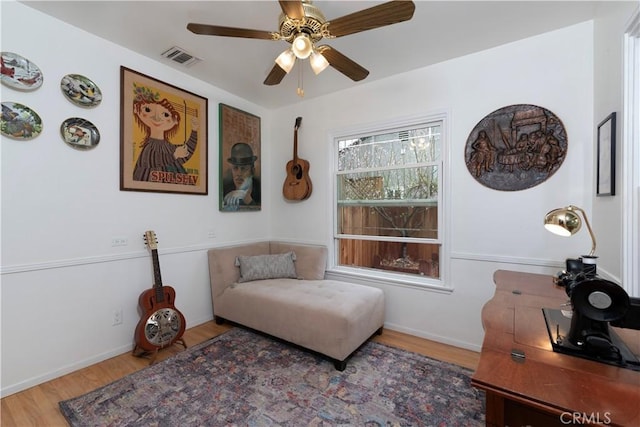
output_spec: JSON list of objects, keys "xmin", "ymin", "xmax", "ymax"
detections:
[{"xmin": 133, "ymin": 230, "xmax": 187, "ymax": 363}]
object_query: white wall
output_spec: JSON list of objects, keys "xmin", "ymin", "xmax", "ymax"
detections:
[
  {"xmin": 268, "ymin": 22, "xmax": 595, "ymax": 349},
  {"xmin": 1, "ymin": 1, "xmax": 634, "ymax": 397},
  {"xmin": 1, "ymin": 2, "xmax": 271, "ymax": 395},
  {"xmin": 592, "ymin": 2, "xmax": 639, "ymax": 283}
]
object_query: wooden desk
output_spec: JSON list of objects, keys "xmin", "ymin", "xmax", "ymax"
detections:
[{"xmin": 472, "ymin": 270, "xmax": 640, "ymax": 426}]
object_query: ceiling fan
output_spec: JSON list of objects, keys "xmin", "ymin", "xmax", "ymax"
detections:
[{"xmin": 187, "ymin": 0, "xmax": 415, "ymax": 87}]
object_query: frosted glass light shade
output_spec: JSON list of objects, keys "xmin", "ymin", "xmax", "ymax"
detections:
[
  {"xmin": 310, "ymin": 51, "xmax": 329, "ymax": 74},
  {"xmin": 275, "ymin": 49, "xmax": 296, "ymax": 73},
  {"xmin": 292, "ymin": 33, "xmax": 313, "ymax": 59}
]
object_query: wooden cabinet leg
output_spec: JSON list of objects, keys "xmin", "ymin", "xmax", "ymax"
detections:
[{"xmin": 484, "ymin": 391, "xmax": 505, "ymax": 427}]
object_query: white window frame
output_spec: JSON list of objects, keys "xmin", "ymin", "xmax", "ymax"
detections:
[
  {"xmin": 327, "ymin": 112, "xmax": 451, "ymax": 292},
  {"xmin": 623, "ymin": 9, "xmax": 640, "ymax": 297}
]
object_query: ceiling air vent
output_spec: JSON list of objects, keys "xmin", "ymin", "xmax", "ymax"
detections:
[{"xmin": 161, "ymin": 46, "xmax": 201, "ymax": 67}]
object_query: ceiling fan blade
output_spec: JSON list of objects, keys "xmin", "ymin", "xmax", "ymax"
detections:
[
  {"xmin": 325, "ymin": 0, "xmax": 415, "ymax": 38},
  {"xmin": 264, "ymin": 64, "xmax": 288, "ymax": 86},
  {"xmin": 279, "ymin": 0, "xmax": 305, "ymax": 20},
  {"xmin": 317, "ymin": 46, "xmax": 369, "ymax": 82},
  {"xmin": 187, "ymin": 23, "xmax": 275, "ymax": 40}
]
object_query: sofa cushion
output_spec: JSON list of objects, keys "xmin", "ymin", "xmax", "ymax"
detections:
[
  {"xmin": 208, "ymin": 242, "xmax": 271, "ymax": 299},
  {"xmin": 235, "ymin": 252, "xmax": 297, "ymax": 282},
  {"xmin": 215, "ymin": 278, "xmax": 385, "ymax": 361},
  {"xmin": 269, "ymin": 242, "xmax": 327, "ymax": 280}
]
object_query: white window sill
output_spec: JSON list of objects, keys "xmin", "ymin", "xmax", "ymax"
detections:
[{"xmin": 325, "ymin": 266, "xmax": 453, "ymax": 294}]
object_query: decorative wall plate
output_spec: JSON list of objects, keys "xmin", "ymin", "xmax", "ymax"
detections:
[
  {"xmin": 60, "ymin": 74, "xmax": 103, "ymax": 107},
  {"xmin": 1, "ymin": 52, "xmax": 43, "ymax": 90},
  {"xmin": 1, "ymin": 102, "xmax": 43, "ymax": 140},
  {"xmin": 60, "ymin": 117, "xmax": 100, "ymax": 149},
  {"xmin": 465, "ymin": 104, "xmax": 568, "ymax": 191}
]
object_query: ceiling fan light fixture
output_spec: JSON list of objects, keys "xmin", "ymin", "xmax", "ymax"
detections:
[
  {"xmin": 188, "ymin": 0, "xmax": 416, "ymax": 88},
  {"xmin": 309, "ymin": 50, "xmax": 329, "ymax": 75},
  {"xmin": 291, "ymin": 33, "xmax": 313, "ymax": 59},
  {"xmin": 275, "ymin": 49, "xmax": 296, "ymax": 73}
]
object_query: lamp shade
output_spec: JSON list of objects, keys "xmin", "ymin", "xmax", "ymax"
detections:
[
  {"xmin": 544, "ymin": 208, "xmax": 582, "ymax": 237},
  {"xmin": 544, "ymin": 205, "xmax": 596, "ymax": 256},
  {"xmin": 275, "ymin": 49, "xmax": 296, "ymax": 73},
  {"xmin": 309, "ymin": 50, "xmax": 329, "ymax": 74},
  {"xmin": 291, "ymin": 33, "xmax": 313, "ymax": 59}
]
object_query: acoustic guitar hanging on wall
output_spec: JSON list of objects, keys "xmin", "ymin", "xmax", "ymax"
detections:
[
  {"xmin": 283, "ymin": 116, "xmax": 312, "ymax": 201},
  {"xmin": 133, "ymin": 230, "xmax": 187, "ymax": 363}
]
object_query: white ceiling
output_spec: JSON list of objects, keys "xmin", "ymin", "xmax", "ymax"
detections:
[{"xmin": 21, "ymin": 1, "xmax": 608, "ymax": 109}]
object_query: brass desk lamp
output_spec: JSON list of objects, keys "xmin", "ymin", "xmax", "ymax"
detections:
[
  {"xmin": 544, "ymin": 205, "xmax": 597, "ymax": 276},
  {"xmin": 541, "ymin": 205, "xmax": 639, "ymax": 370}
]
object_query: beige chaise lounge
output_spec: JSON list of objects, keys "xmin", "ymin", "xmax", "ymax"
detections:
[{"xmin": 207, "ymin": 241, "xmax": 385, "ymax": 370}]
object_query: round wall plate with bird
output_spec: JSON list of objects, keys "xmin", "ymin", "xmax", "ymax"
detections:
[
  {"xmin": 60, "ymin": 117, "xmax": 100, "ymax": 150},
  {"xmin": 1, "ymin": 102, "xmax": 43, "ymax": 140},
  {"xmin": 0, "ymin": 52, "xmax": 43, "ymax": 91},
  {"xmin": 60, "ymin": 74, "xmax": 103, "ymax": 107}
]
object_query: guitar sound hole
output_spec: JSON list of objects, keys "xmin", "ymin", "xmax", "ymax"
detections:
[
  {"xmin": 292, "ymin": 164, "xmax": 302, "ymax": 179},
  {"xmin": 144, "ymin": 308, "xmax": 181, "ymax": 346}
]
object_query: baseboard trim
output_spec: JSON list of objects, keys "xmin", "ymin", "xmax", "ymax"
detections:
[
  {"xmin": 0, "ymin": 315, "xmax": 215, "ymax": 397},
  {"xmin": 384, "ymin": 322, "xmax": 482, "ymax": 353},
  {"xmin": 1, "ymin": 342, "xmax": 133, "ymax": 397}
]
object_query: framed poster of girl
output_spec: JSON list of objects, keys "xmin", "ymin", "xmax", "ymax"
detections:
[{"xmin": 120, "ymin": 66, "xmax": 208, "ymax": 195}]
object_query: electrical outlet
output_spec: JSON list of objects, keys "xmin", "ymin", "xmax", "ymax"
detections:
[
  {"xmin": 112, "ymin": 309, "xmax": 123, "ymax": 326},
  {"xmin": 111, "ymin": 237, "xmax": 128, "ymax": 247},
  {"xmin": 207, "ymin": 230, "xmax": 216, "ymax": 239}
]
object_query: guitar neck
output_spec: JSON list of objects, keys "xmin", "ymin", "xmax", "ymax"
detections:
[
  {"xmin": 293, "ymin": 130, "xmax": 299, "ymax": 161},
  {"xmin": 151, "ymin": 249, "xmax": 165, "ymax": 303},
  {"xmin": 293, "ymin": 117, "xmax": 302, "ymax": 161}
]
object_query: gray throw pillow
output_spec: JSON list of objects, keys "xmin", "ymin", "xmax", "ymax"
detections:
[{"xmin": 235, "ymin": 252, "xmax": 297, "ymax": 283}]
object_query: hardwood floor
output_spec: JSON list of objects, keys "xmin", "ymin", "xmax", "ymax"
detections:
[
  {"xmin": 374, "ymin": 328, "xmax": 479, "ymax": 371},
  {"xmin": 1, "ymin": 321, "xmax": 479, "ymax": 427}
]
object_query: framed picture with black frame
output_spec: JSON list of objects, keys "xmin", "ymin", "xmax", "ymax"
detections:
[{"xmin": 596, "ymin": 112, "xmax": 616, "ymax": 196}]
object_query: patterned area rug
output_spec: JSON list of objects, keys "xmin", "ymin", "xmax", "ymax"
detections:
[{"xmin": 59, "ymin": 328, "xmax": 485, "ymax": 426}]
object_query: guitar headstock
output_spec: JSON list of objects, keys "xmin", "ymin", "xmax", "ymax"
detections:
[
  {"xmin": 143, "ymin": 230, "xmax": 158, "ymax": 251},
  {"xmin": 295, "ymin": 116, "xmax": 302, "ymax": 130}
]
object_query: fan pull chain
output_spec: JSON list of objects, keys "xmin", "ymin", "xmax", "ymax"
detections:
[{"xmin": 297, "ymin": 64, "xmax": 304, "ymax": 97}]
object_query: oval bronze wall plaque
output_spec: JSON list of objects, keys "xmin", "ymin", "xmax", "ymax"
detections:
[{"xmin": 465, "ymin": 104, "xmax": 567, "ymax": 191}]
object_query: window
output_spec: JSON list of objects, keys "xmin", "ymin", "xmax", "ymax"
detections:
[{"xmin": 333, "ymin": 117, "xmax": 445, "ymax": 286}]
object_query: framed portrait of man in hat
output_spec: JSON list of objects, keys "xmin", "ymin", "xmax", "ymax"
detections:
[{"xmin": 219, "ymin": 104, "xmax": 261, "ymax": 211}]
